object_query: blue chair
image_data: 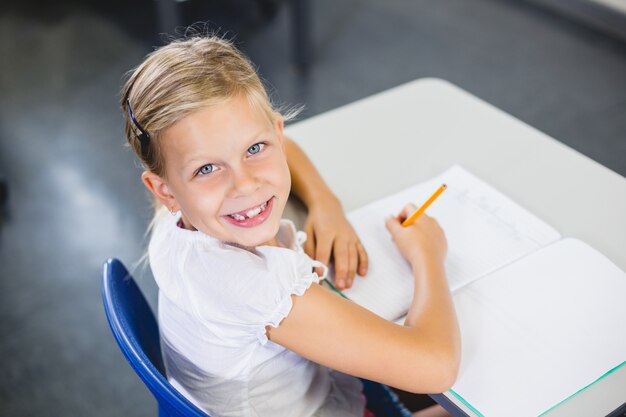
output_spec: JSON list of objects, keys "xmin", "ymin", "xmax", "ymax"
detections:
[{"xmin": 101, "ymin": 258, "xmax": 209, "ymax": 417}]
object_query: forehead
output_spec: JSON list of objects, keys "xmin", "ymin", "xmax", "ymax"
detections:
[{"xmin": 160, "ymin": 95, "xmax": 275, "ymax": 163}]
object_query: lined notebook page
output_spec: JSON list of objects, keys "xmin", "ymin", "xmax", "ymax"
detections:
[
  {"xmin": 341, "ymin": 165, "xmax": 561, "ymax": 321},
  {"xmin": 451, "ymin": 238, "xmax": 626, "ymax": 417}
]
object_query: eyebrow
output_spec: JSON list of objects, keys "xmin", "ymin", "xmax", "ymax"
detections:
[{"xmin": 181, "ymin": 128, "xmax": 274, "ymax": 170}]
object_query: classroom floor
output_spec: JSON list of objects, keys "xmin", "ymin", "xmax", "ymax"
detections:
[{"xmin": 0, "ymin": 0, "xmax": 625, "ymax": 415}]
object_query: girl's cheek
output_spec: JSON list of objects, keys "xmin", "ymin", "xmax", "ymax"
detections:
[
  {"xmin": 259, "ymin": 157, "xmax": 287, "ymax": 177},
  {"xmin": 194, "ymin": 180, "xmax": 226, "ymax": 202}
]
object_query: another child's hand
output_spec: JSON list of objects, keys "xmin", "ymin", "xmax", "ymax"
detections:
[
  {"xmin": 303, "ymin": 197, "xmax": 369, "ymax": 290},
  {"xmin": 385, "ymin": 204, "xmax": 447, "ymax": 269}
]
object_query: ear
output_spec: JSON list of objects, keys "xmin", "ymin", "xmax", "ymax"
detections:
[{"xmin": 141, "ymin": 171, "xmax": 180, "ymax": 212}]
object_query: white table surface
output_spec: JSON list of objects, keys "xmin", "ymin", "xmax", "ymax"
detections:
[{"xmin": 284, "ymin": 78, "xmax": 626, "ymax": 417}]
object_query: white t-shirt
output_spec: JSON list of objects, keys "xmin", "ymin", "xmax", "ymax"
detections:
[{"xmin": 148, "ymin": 210, "xmax": 366, "ymax": 417}]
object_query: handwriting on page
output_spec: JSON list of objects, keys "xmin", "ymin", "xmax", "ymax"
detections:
[{"xmin": 341, "ymin": 165, "xmax": 561, "ymax": 321}]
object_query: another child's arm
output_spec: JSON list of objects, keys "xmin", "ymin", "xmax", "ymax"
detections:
[
  {"xmin": 267, "ymin": 208, "xmax": 461, "ymax": 393},
  {"xmin": 283, "ymin": 137, "xmax": 368, "ymax": 290}
]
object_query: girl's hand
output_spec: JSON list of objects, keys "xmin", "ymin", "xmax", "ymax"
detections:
[
  {"xmin": 385, "ymin": 204, "xmax": 447, "ymax": 269},
  {"xmin": 303, "ymin": 197, "xmax": 369, "ymax": 290}
]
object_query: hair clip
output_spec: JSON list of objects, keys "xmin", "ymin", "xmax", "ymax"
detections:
[{"xmin": 126, "ymin": 99, "xmax": 151, "ymax": 158}]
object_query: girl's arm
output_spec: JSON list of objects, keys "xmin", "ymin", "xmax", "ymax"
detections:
[
  {"xmin": 267, "ymin": 209, "xmax": 461, "ymax": 393},
  {"xmin": 284, "ymin": 137, "xmax": 368, "ymax": 289}
]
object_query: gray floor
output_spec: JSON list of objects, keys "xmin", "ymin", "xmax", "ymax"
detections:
[{"xmin": 0, "ymin": 0, "xmax": 625, "ymax": 416}]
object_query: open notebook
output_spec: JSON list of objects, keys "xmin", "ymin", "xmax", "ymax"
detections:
[{"xmin": 331, "ymin": 165, "xmax": 626, "ymax": 417}]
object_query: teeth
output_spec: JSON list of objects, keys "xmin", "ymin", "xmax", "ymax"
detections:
[
  {"xmin": 229, "ymin": 200, "xmax": 269, "ymax": 221},
  {"xmin": 246, "ymin": 207, "xmax": 262, "ymax": 218}
]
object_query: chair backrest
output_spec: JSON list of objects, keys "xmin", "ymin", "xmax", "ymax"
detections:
[{"xmin": 101, "ymin": 258, "xmax": 209, "ymax": 417}]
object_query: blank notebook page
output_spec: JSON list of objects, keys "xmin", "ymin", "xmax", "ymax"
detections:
[
  {"xmin": 451, "ymin": 238, "xmax": 626, "ymax": 417},
  {"xmin": 341, "ymin": 165, "xmax": 561, "ymax": 321}
]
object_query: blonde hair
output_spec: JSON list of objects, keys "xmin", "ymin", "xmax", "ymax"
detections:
[{"xmin": 120, "ymin": 35, "xmax": 293, "ymax": 178}]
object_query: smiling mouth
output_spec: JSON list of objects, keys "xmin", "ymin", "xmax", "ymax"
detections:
[{"xmin": 226, "ymin": 199, "xmax": 270, "ymax": 221}]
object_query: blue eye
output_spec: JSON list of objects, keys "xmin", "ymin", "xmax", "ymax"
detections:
[
  {"xmin": 247, "ymin": 143, "xmax": 265, "ymax": 155},
  {"xmin": 198, "ymin": 164, "xmax": 217, "ymax": 175}
]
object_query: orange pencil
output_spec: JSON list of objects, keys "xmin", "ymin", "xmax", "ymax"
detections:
[{"xmin": 402, "ymin": 184, "xmax": 447, "ymax": 227}]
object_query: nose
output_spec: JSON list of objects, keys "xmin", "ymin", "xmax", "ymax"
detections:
[{"xmin": 228, "ymin": 164, "xmax": 260, "ymax": 198}]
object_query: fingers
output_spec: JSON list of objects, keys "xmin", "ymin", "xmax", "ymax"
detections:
[
  {"xmin": 332, "ymin": 239, "xmax": 349, "ymax": 289},
  {"xmin": 385, "ymin": 213, "xmax": 404, "ymax": 235},
  {"xmin": 398, "ymin": 203, "xmax": 418, "ymax": 222},
  {"xmin": 303, "ymin": 216, "xmax": 368, "ymax": 289},
  {"xmin": 316, "ymin": 236, "xmax": 359, "ymax": 290},
  {"xmin": 386, "ymin": 203, "xmax": 416, "ymax": 230},
  {"xmin": 346, "ymin": 241, "xmax": 358, "ymax": 286},
  {"xmin": 332, "ymin": 237, "xmax": 367, "ymax": 289},
  {"xmin": 314, "ymin": 233, "xmax": 333, "ymax": 279},
  {"xmin": 357, "ymin": 241, "xmax": 369, "ymax": 276}
]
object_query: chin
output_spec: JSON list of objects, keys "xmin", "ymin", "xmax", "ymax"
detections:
[{"xmin": 237, "ymin": 223, "xmax": 281, "ymax": 248}]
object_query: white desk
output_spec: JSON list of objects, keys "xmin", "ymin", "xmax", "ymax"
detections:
[{"xmin": 285, "ymin": 78, "xmax": 626, "ymax": 417}]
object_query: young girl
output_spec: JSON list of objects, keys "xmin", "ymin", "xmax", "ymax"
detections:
[{"xmin": 121, "ymin": 36, "xmax": 460, "ymax": 417}]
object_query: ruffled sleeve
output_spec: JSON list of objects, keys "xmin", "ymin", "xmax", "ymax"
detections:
[
  {"xmin": 178, "ymin": 240, "xmax": 323, "ymax": 346},
  {"xmin": 255, "ymin": 246, "xmax": 322, "ymax": 344}
]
